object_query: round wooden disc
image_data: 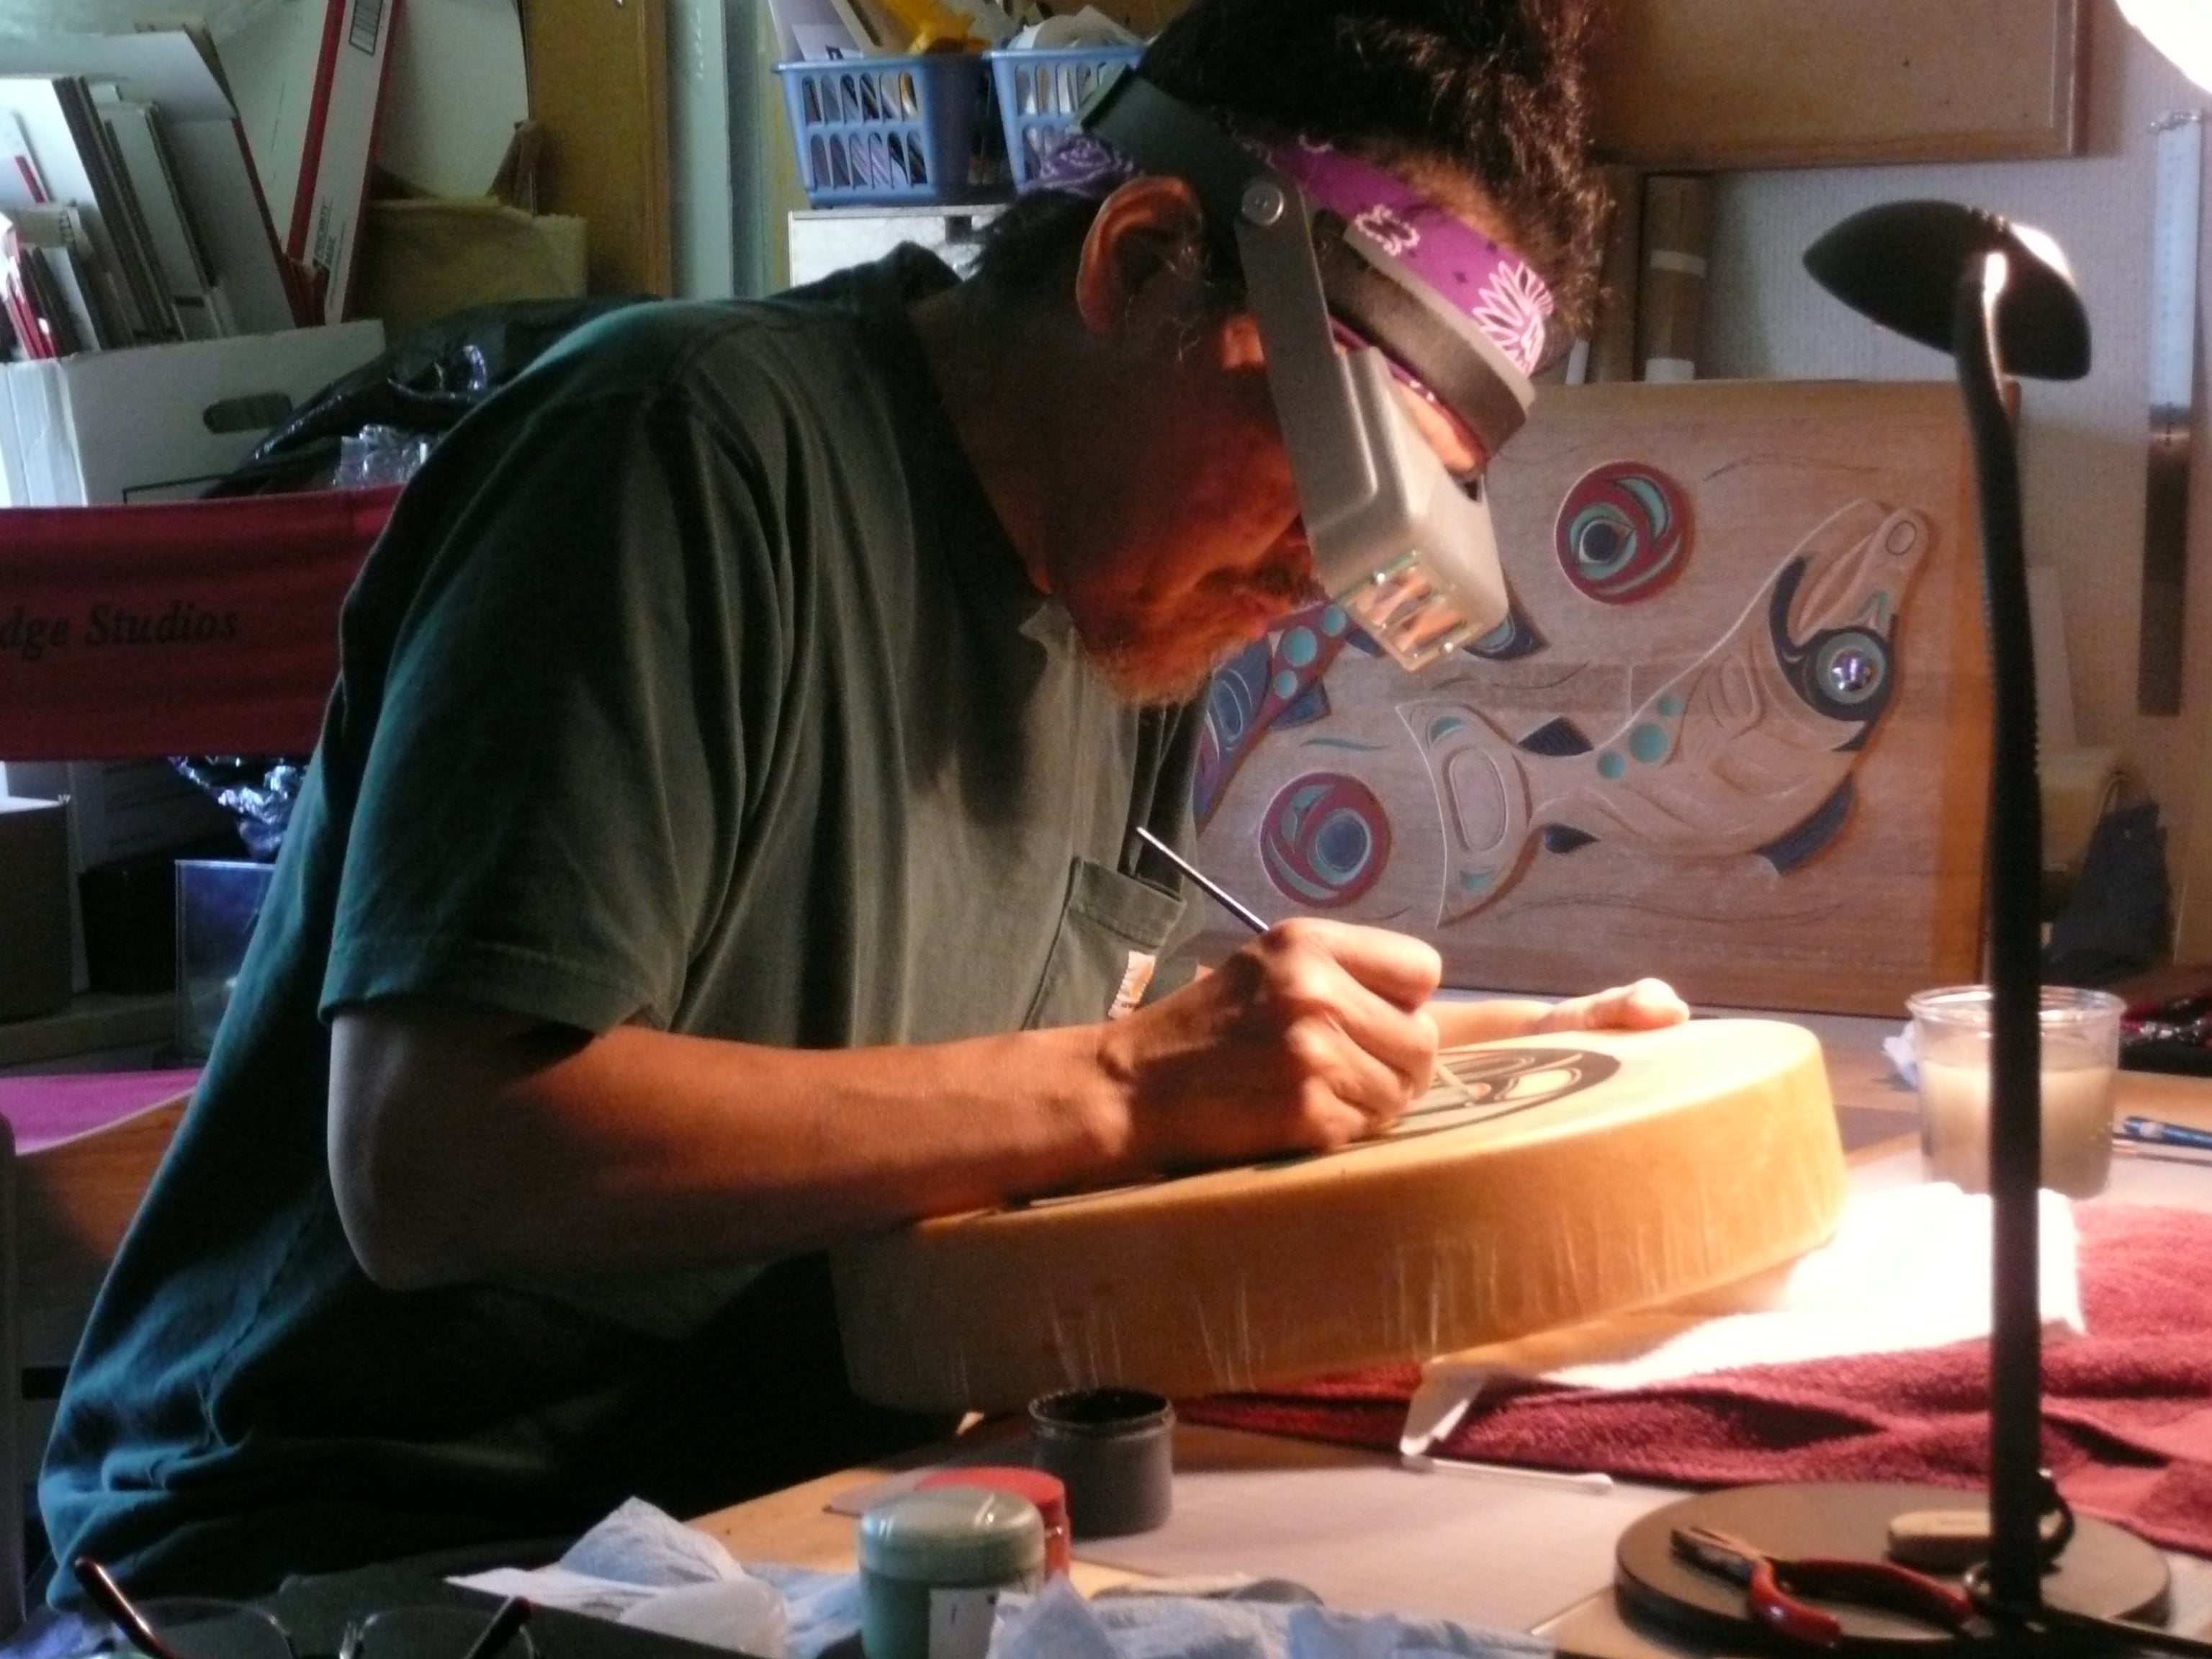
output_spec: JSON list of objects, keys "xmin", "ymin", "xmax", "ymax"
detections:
[
  {"xmin": 1615, "ymin": 1483, "xmax": 2172, "ymax": 1653},
  {"xmin": 833, "ymin": 1018, "xmax": 1848, "ymax": 1411}
]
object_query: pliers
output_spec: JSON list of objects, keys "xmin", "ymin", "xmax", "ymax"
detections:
[{"xmin": 1671, "ymin": 1524, "xmax": 1979, "ymax": 1647}]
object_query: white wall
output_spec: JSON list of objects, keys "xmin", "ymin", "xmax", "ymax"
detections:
[{"xmin": 1699, "ymin": 0, "xmax": 2212, "ymax": 950}]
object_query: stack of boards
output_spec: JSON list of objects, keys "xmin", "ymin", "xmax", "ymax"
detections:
[{"xmin": 834, "ymin": 1018, "xmax": 1846, "ymax": 1411}]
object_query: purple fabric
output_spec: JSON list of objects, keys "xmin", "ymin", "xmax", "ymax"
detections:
[
  {"xmin": 1027, "ymin": 120, "xmax": 1552, "ymax": 374},
  {"xmin": 1266, "ymin": 137, "xmax": 1550, "ymax": 376},
  {"xmin": 0, "ymin": 1069, "xmax": 197, "ymax": 1152}
]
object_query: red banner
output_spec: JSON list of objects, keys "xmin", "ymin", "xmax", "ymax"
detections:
[{"xmin": 0, "ymin": 487, "xmax": 395, "ymax": 760}]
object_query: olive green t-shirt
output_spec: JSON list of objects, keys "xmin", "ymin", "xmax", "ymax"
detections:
[{"xmin": 41, "ymin": 249, "xmax": 1200, "ymax": 1600}]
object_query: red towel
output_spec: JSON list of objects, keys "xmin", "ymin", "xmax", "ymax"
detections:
[{"xmin": 1180, "ymin": 1203, "xmax": 2212, "ymax": 1557}]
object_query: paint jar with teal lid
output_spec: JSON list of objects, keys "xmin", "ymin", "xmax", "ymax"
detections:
[{"xmin": 858, "ymin": 1485, "xmax": 1046, "ymax": 1659}]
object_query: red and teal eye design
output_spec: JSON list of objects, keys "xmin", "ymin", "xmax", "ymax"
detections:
[
  {"xmin": 1195, "ymin": 601, "xmax": 1358, "ymax": 826},
  {"xmin": 1555, "ymin": 463, "xmax": 1692, "ymax": 603},
  {"xmin": 1259, "ymin": 773, "xmax": 1392, "ymax": 908}
]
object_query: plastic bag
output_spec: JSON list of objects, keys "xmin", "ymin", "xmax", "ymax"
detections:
[
  {"xmin": 206, "ymin": 296, "xmax": 647, "ymax": 498},
  {"xmin": 335, "ymin": 423, "xmax": 433, "ymax": 489},
  {"xmin": 168, "ymin": 755, "xmax": 305, "ymax": 861}
]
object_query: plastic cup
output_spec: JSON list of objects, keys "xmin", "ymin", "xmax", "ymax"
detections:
[{"xmin": 1907, "ymin": 984, "xmax": 2125, "ymax": 1198}]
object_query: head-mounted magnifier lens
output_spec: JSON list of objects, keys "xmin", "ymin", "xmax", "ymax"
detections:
[{"xmin": 1079, "ymin": 68, "xmax": 1539, "ymax": 670}]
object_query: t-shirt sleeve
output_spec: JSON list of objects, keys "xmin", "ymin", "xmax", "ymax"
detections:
[{"xmin": 323, "ymin": 365, "xmax": 780, "ymax": 1035}]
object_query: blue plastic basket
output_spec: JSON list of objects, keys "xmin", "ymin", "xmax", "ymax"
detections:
[
  {"xmin": 776, "ymin": 55, "xmax": 1004, "ymax": 207},
  {"xmin": 988, "ymin": 46, "xmax": 1145, "ymax": 192}
]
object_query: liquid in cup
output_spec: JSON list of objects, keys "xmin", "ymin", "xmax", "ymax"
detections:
[{"xmin": 1907, "ymin": 984, "xmax": 2124, "ymax": 1199}]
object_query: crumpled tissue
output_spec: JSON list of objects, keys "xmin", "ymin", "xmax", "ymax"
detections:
[
  {"xmin": 1006, "ymin": 5, "xmax": 1140, "ymax": 48},
  {"xmin": 451, "ymin": 1498, "xmax": 791, "ymax": 1656},
  {"xmin": 988, "ymin": 1577, "xmax": 1547, "ymax": 1659}
]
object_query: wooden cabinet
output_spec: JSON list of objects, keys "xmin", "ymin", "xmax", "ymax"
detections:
[{"xmin": 1066, "ymin": 0, "xmax": 2087, "ymax": 170}]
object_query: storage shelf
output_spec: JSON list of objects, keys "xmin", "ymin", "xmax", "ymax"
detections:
[{"xmin": 0, "ymin": 991, "xmax": 174, "ymax": 1073}]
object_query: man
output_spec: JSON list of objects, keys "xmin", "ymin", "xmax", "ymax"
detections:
[{"xmin": 41, "ymin": 0, "xmax": 1684, "ymax": 1606}]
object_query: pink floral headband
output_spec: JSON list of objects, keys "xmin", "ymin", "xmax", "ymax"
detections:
[{"xmin": 1030, "ymin": 125, "xmax": 1552, "ymax": 376}]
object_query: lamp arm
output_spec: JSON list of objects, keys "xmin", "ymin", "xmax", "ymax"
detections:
[{"xmin": 1953, "ymin": 256, "xmax": 2050, "ymax": 1608}]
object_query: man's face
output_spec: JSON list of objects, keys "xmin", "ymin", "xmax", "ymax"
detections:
[{"xmin": 1050, "ymin": 312, "xmax": 1485, "ymax": 706}]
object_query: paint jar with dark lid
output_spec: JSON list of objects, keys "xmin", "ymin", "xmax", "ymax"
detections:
[
  {"xmin": 1028, "ymin": 1386, "xmax": 1175, "ymax": 1538},
  {"xmin": 857, "ymin": 1485, "xmax": 1045, "ymax": 1659}
]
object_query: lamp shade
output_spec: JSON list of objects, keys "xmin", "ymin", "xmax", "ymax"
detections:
[
  {"xmin": 1802, "ymin": 199, "xmax": 2091, "ymax": 381},
  {"xmin": 2123, "ymin": 0, "xmax": 2212, "ymax": 94}
]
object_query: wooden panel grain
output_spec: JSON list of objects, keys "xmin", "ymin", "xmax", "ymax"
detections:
[
  {"xmin": 1584, "ymin": 165, "xmax": 1642, "ymax": 385},
  {"xmin": 1191, "ymin": 380, "xmax": 1990, "ymax": 1016},
  {"xmin": 1591, "ymin": 0, "xmax": 2085, "ymax": 169},
  {"xmin": 17, "ymin": 1094, "xmax": 184, "ymax": 1364},
  {"xmin": 520, "ymin": 0, "xmax": 673, "ymax": 296}
]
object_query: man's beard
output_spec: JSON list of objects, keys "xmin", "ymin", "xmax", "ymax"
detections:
[
  {"xmin": 1076, "ymin": 619, "xmax": 1246, "ymax": 707},
  {"xmin": 1060, "ymin": 560, "xmax": 1314, "ymax": 708},
  {"xmin": 1082, "ymin": 634, "xmax": 1228, "ymax": 706}
]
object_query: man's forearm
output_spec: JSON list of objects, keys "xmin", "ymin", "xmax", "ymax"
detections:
[
  {"xmin": 329, "ymin": 1005, "xmax": 1126, "ymax": 1290},
  {"xmin": 328, "ymin": 920, "xmax": 1484, "ymax": 1293}
]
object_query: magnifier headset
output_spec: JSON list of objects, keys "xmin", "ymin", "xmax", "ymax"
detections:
[{"xmin": 1074, "ymin": 67, "xmax": 1545, "ymax": 671}]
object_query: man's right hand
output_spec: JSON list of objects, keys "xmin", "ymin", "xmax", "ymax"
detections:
[
  {"xmin": 1092, "ymin": 917, "xmax": 1445, "ymax": 1174},
  {"xmin": 328, "ymin": 921, "xmax": 1446, "ymax": 1287}
]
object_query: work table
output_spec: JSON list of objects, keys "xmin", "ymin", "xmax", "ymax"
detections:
[{"xmin": 685, "ymin": 1017, "xmax": 2212, "ymax": 1655}]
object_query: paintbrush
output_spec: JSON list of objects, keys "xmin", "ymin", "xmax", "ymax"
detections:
[{"xmin": 1135, "ymin": 827, "xmax": 1478, "ymax": 1109}]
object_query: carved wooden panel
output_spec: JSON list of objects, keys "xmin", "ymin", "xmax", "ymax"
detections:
[{"xmin": 1191, "ymin": 381, "xmax": 1990, "ymax": 1017}]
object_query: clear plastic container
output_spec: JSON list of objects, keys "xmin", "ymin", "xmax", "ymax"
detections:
[{"xmin": 1907, "ymin": 982, "xmax": 2125, "ymax": 1198}]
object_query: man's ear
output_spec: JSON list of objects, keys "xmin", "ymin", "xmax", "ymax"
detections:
[{"xmin": 1073, "ymin": 174, "xmax": 1210, "ymax": 336}]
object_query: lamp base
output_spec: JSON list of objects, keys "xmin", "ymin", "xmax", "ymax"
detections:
[{"xmin": 1614, "ymin": 1482, "xmax": 2170, "ymax": 1653}]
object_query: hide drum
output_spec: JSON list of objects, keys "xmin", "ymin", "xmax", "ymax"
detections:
[{"xmin": 832, "ymin": 1018, "xmax": 1846, "ymax": 1412}]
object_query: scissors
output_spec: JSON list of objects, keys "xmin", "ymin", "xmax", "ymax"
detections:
[{"xmin": 1671, "ymin": 1524, "xmax": 1979, "ymax": 1647}]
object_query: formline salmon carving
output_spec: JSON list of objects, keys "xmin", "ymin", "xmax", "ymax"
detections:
[{"xmin": 1187, "ymin": 379, "xmax": 1987, "ymax": 1016}]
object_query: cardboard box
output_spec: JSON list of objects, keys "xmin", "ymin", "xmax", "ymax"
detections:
[
  {"xmin": 0, "ymin": 761, "xmax": 240, "ymax": 995},
  {"xmin": 220, "ymin": 0, "xmax": 403, "ymax": 325},
  {"xmin": 0, "ymin": 30, "xmax": 302, "ymax": 335},
  {"xmin": 0, "ymin": 797, "xmax": 72, "ymax": 1021},
  {"xmin": 0, "ymin": 320, "xmax": 385, "ymax": 507},
  {"xmin": 0, "ymin": 760, "xmax": 235, "ymax": 871}
]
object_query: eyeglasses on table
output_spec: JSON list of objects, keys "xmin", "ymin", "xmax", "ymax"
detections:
[{"xmin": 71, "ymin": 1560, "xmax": 534, "ymax": 1659}]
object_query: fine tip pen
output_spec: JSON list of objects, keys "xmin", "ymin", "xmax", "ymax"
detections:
[
  {"xmin": 2115, "ymin": 1115, "xmax": 2212, "ymax": 1153},
  {"xmin": 72, "ymin": 1558, "xmax": 186, "ymax": 1659},
  {"xmin": 459, "ymin": 1596, "xmax": 533, "ymax": 1659},
  {"xmin": 1134, "ymin": 827, "xmax": 1478, "ymax": 1109}
]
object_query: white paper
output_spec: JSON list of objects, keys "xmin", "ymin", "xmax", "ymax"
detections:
[
  {"xmin": 374, "ymin": 0, "xmax": 529, "ymax": 198},
  {"xmin": 987, "ymin": 1553, "xmax": 1551, "ymax": 1659},
  {"xmin": 1406, "ymin": 1182, "xmax": 2083, "ymax": 1450}
]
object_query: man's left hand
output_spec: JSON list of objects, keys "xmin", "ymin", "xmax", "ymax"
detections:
[{"xmin": 1430, "ymin": 978, "xmax": 1688, "ymax": 1048}]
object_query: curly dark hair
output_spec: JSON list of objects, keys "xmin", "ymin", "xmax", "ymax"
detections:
[{"xmin": 971, "ymin": 0, "xmax": 1607, "ymax": 337}]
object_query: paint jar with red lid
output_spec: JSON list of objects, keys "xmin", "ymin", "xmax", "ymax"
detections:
[{"xmin": 919, "ymin": 1466, "xmax": 1072, "ymax": 1577}]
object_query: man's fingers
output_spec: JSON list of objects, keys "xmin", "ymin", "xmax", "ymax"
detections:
[
  {"xmin": 1267, "ymin": 917, "xmax": 1442, "ymax": 1010},
  {"xmin": 1221, "ymin": 922, "xmax": 1437, "ymax": 1131},
  {"xmin": 1538, "ymin": 977, "xmax": 1689, "ymax": 1032},
  {"xmin": 1294, "ymin": 1024, "xmax": 1421, "ymax": 1138}
]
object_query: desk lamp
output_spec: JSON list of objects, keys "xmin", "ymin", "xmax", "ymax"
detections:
[
  {"xmin": 1804, "ymin": 199, "xmax": 2089, "ymax": 1622},
  {"xmin": 1612, "ymin": 202, "xmax": 2189, "ymax": 1653}
]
